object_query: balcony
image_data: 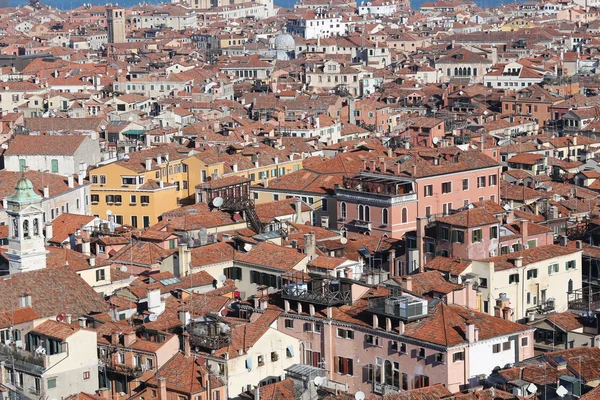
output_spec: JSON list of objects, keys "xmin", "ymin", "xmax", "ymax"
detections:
[
  {"xmin": 0, "ymin": 343, "xmax": 46, "ymax": 375},
  {"xmin": 568, "ymin": 288, "xmax": 600, "ymax": 313},
  {"xmin": 282, "ymin": 273, "xmax": 352, "ymax": 306},
  {"xmin": 188, "ymin": 318, "xmax": 232, "ymax": 351},
  {"xmin": 374, "ymin": 382, "xmax": 399, "ymax": 395}
]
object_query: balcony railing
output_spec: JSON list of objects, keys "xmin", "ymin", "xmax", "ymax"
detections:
[
  {"xmin": 282, "ymin": 279, "xmax": 352, "ymax": 306},
  {"xmin": 189, "ymin": 334, "xmax": 231, "ymax": 350},
  {"xmin": 0, "ymin": 343, "xmax": 45, "ymax": 375}
]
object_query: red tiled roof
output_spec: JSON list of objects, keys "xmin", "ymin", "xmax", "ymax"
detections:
[
  {"xmin": 5, "ymin": 135, "xmax": 87, "ymax": 156},
  {"xmin": 235, "ymin": 242, "xmax": 306, "ymax": 271}
]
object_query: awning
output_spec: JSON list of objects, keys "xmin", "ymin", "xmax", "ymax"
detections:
[{"xmin": 123, "ymin": 130, "xmax": 146, "ymax": 136}]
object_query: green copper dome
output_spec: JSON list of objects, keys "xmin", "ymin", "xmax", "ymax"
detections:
[{"xmin": 7, "ymin": 177, "xmax": 42, "ymax": 204}]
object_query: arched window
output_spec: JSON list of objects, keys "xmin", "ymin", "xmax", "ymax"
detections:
[
  {"xmin": 454, "ymin": 67, "xmax": 458, "ymax": 76},
  {"xmin": 568, "ymin": 279, "xmax": 573, "ymax": 293},
  {"xmin": 23, "ymin": 220, "xmax": 29, "ymax": 238},
  {"xmin": 467, "ymin": 67, "xmax": 472, "ymax": 76},
  {"xmin": 340, "ymin": 202, "xmax": 347, "ymax": 219},
  {"xmin": 364, "ymin": 206, "xmax": 370, "ymax": 222},
  {"xmin": 401, "ymin": 208, "xmax": 408, "ymax": 224},
  {"xmin": 382, "ymin": 209, "xmax": 389, "ymax": 225},
  {"xmin": 33, "ymin": 219, "xmax": 39, "ymax": 236},
  {"xmin": 358, "ymin": 205, "xmax": 364, "ymax": 221}
]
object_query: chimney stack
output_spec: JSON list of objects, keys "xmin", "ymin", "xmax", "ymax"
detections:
[
  {"xmin": 68, "ymin": 175, "xmax": 74, "ymax": 188},
  {"xmin": 146, "ymin": 158, "xmax": 152, "ymax": 171},
  {"xmin": 158, "ymin": 377, "xmax": 167, "ymax": 400}
]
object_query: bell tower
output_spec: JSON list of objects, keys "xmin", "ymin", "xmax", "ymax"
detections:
[{"xmin": 6, "ymin": 177, "xmax": 47, "ymax": 274}]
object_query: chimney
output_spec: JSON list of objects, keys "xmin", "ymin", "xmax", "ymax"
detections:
[
  {"xmin": 156, "ymin": 155, "xmax": 162, "ymax": 166},
  {"xmin": 183, "ymin": 332, "xmax": 191, "ymax": 357},
  {"xmin": 386, "ymin": 318, "xmax": 392, "ymax": 332},
  {"xmin": 178, "ymin": 243, "xmax": 191, "ymax": 277},
  {"xmin": 274, "ymin": 156, "xmax": 279, "ymax": 165},
  {"xmin": 159, "ymin": 181, "xmax": 164, "ymax": 188},
  {"xmin": 68, "ymin": 175, "xmax": 74, "ymax": 188},
  {"xmin": 43, "ymin": 186, "xmax": 49, "ymax": 198},
  {"xmin": 78, "ymin": 317, "xmax": 87, "ymax": 328},
  {"xmin": 178, "ymin": 310, "xmax": 190, "ymax": 325},
  {"xmin": 348, "ymin": 97, "xmax": 356, "ymax": 125},
  {"xmin": 513, "ymin": 257, "xmax": 523, "ymax": 268},
  {"xmin": 372, "ymin": 314, "xmax": 379, "ymax": 329},
  {"xmin": 303, "ymin": 233, "xmax": 316, "ymax": 260},
  {"xmin": 295, "ymin": 198, "xmax": 303, "ymax": 222},
  {"xmin": 65, "ymin": 314, "xmax": 72, "ymax": 324},
  {"xmin": 78, "ymin": 174, "xmax": 84, "ymax": 185},
  {"xmin": 164, "ymin": 153, "xmax": 169, "ymax": 162},
  {"xmin": 369, "ymin": 159, "xmax": 376, "ymax": 170},
  {"xmin": 124, "ymin": 331, "xmax": 136, "ymax": 347},
  {"xmin": 398, "ymin": 320, "xmax": 405, "ymax": 335},
  {"xmin": 576, "ymin": 240, "xmax": 583, "ymax": 249},
  {"xmin": 158, "ymin": 377, "xmax": 167, "ymax": 400},
  {"xmin": 466, "ymin": 319, "xmax": 477, "ymax": 343},
  {"xmin": 327, "ymin": 307, "xmax": 332, "ymax": 319},
  {"xmin": 232, "ymin": 163, "xmax": 238, "ymax": 173},
  {"xmin": 559, "ymin": 235, "xmax": 568, "ymax": 247},
  {"xmin": 521, "ymin": 221, "xmax": 528, "ymax": 240},
  {"xmin": 45, "ymin": 222, "xmax": 53, "ymax": 243},
  {"xmin": 82, "ymin": 239, "xmax": 91, "ymax": 256},
  {"xmin": 89, "ymin": 255, "xmax": 96, "ymax": 267},
  {"xmin": 404, "ymin": 276, "xmax": 413, "ymax": 292},
  {"xmin": 146, "ymin": 158, "xmax": 152, "ymax": 171},
  {"xmin": 284, "ymin": 300, "xmax": 290, "ymax": 313}
]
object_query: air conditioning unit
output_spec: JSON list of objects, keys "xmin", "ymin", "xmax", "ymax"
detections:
[
  {"xmin": 489, "ymin": 250, "xmax": 496, "ymax": 257},
  {"xmin": 509, "ymin": 248, "xmax": 515, "ymax": 253}
]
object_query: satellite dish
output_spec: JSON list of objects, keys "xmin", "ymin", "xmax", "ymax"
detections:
[
  {"xmin": 148, "ymin": 314, "xmax": 158, "ymax": 322},
  {"xmin": 218, "ymin": 274, "xmax": 227, "ymax": 283},
  {"xmin": 123, "ymin": 155, "xmax": 130, "ymax": 161},
  {"xmin": 120, "ymin": 266, "xmax": 128, "ymax": 272},
  {"xmin": 527, "ymin": 383, "xmax": 537, "ymax": 394},
  {"xmin": 433, "ymin": 137, "xmax": 439, "ymax": 145},
  {"xmin": 355, "ymin": 391, "xmax": 365, "ymax": 400},
  {"xmin": 314, "ymin": 376, "xmax": 324, "ymax": 386},
  {"xmin": 212, "ymin": 197, "xmax": 224, "ymax": 207},
  {"xmin": 340, "ymin": 237, "xmax": 348, "ymax": 244},
  {"xmin": 556, "ymin": 385, "xmax": 568, "ymax": 397}
]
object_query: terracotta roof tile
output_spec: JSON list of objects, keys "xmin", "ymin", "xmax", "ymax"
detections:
[{"xmin": 5, "ymin": 135, "xmax": 87, "ymax": 156}]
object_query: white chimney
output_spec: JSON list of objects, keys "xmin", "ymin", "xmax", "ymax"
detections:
[
  {"xmin": 145, "ymin": 158, "xmax": 152, "ymax": 171},
  {"xmin": 232, "ymin": 163, "xmax": 238, "ymax": 172},
  {"xmin": 43, "ymin": 186, "xmax": 49, "ymax": 198},
  {"xmin": 68, "ymin": 175, "xmax": 74, "ymax": 188}
]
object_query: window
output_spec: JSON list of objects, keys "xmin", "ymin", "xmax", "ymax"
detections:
[
  {"xmin": 442, "ymin": 182, "xmax": 452, "ymax": 194},
  {"xmin": 130, "ymin": 195, "xmax": 137, "ymax": 204},
  {"xmin": 452, "ymin": 230, "xmax": 464, "ymax": 243},
  {"xmin": 527, "ymin": 269, "xmax": 538, "ymax": 280},
  {"xmin": 521, "ymin": 337, "xmax": 528, "ymax": 347},
  {"xmin": 418, "ymin": 347, "xmax": 425, "ymax": 358},
  {"xmin": 340, "ymin": 202, "xmax": 347, "ymax": 219},
  {"xmin": 477, "ymin": 176, "xmax": 486, "ymax": 188},
  {"xmin": 425, "ymin": 206, "xmax": 432, "ymax": 217},
  {"xmin": 336, "ymin": 328, "xmax": 354, "ymax": 339},
  {"xmin": 147, "ymin": 358, "xmax": 154, "ymax": 369},
  {"xmin": 566, "ymin": 260, "xmax": 576, "ymax": 270},
  {"xmin": 47, "ymin": 378, "xmax": 57, "ymax": 389},
  {"xmin": 91, "ymin": 194, "xmax": 99, "ymax": 204},
  {"xmin": 400, "ymin": 343, "xmax": 407, "ymax": 353},
  {"xmin": 440, "ymin": 227, "xmax": 449, "ymax": 241},
  {"xmin": 462, "ymin": 178, "xmax": 469, "ymax": 190},
  {"xmin": 273, "ymin": 194, "xmax": 279, "ymax": 201},
  {"xmin": 527, "ymin": 239, "xmax": 537, "ymax": 249},
  {"xmin": 453, "ymin": 351, "xmax": 464, "ymax": 362},
  {"xmin": 493, "ymin": 344, "xmax": 501, "ymax": 353},
  {"xmin": 224, "ymin": 266, "xmax": 242, "ymax": 280},
  {"xmin": 100, "ymin": 175, "xmax": 106, "ymax": 184},
  {"xmin": 271, "ymin": 351, "xmax": 278, "ymax": 362},
  {"xmin": 284, "ymin": 319, "xmax": 294, "ymax": 329},
  {"xmin": 335, "ymin": 356, "xmax": 353, "ymax": 375},
  {"xmin": 83, "ymin": 371, "xmax": 90, "ymax": 380},
  {"xmin": 424, "ymin": 185, "xmax": 433, "ymax": 197},
  {"xmin": 92, "ymin": 175, "xmax": 98, "ymax": 184},
  {"xmin": 19, "ymin": 159, "xmax": 26, "ymax": 172},
  {"xmin": 131, "ymin": 216, "xmax": 138, "ymax": 228},
  {"xmin": 49, "ymin": 159, "xmax": 59, "ymax": 173},
  {"xmin": 548, "ymin": 263, "xmax": 559, "ymax": 274},
  {"xmin": 401, "ymin": 207, "xmax": 408, "ymax": 224},
  {"xmin": 141, "ymin": 195, "xmax": 150, "ymax": 204},
  {"xmin": 502, "ymin": 341, "xmax": 511, "ymax": 351},
  {"xmin": 258, "ymin": 355, "xmax": 264, "ymax": 366},
  {"xmin": 382, "ymin": 209, "xmax": 388, "ymax": 225},
  {"xmin": 490, "ymin": 226, "xmax": 498, "ymax": 239},
  {"xmin": 489, "ymin": 174, "xmax": 497, "ymax": 186},
  {"xmin": 479, "ymin": 278, "xmax": 488, "ymax": 288},
  {"xmin": 365, "ymin": 334, "xmax": 381, "ymax": 346},
  {"xmin": 471, "ymin": 229, "xmax": 482, "ymax": 243},
  {"xmin": 509, "ymin": 273, "xmax": 519, "ymax": 284},
  {"xmin": 118, "ymin": 352, "xmax": 125, "ymax": 364},
  {"xmin": 436, "ymin": 352, "xmax": 444, "ymax": 363},
  {"xmin": 122, "ymin": 177, "xmax": 136, "ymax": 185},
  {"xmin": 95, "ymin": 269, "xmax": 105, "ymax": 282}
]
